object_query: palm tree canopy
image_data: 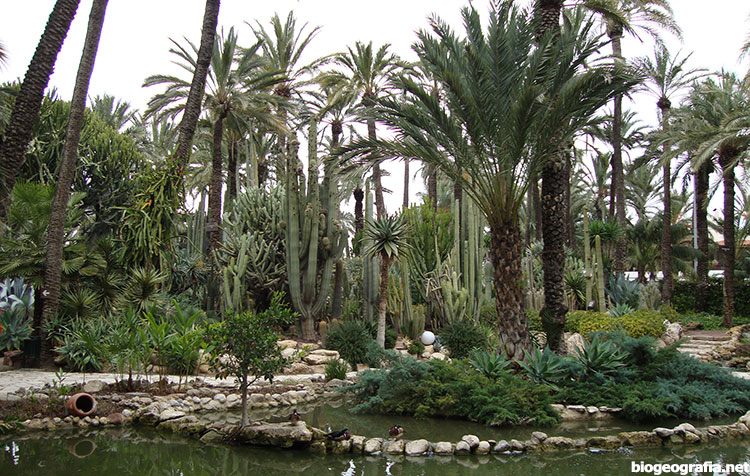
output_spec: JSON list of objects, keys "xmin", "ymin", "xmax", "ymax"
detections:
[
  {"xmin": 342, "ymin": 3, "xmax": 640, "ymax": 230},
  {"xmin": 363, "ymin": 213, "xmax": 411, "ymax": 260},
  {"xmin": 633, "ymin": 44, "xmax": 707, "ymax": 109}
]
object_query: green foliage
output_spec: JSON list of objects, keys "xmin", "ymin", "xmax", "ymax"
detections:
[
  {"xmin": 469, "ymin": 349, "xmax": 510, "ymax": 379},
  {"xmin": 57, "ymin": 318, "xmax": 111, "ymax": 371},
  {"xmin": 639, "ymin": 281, "xmax": 662, "ymax": 310},
  {"xmin": 347, "ymin": 358, "xmax": 559, "ymax": 426},
  {"xmin": 407, "ymin": 340, "xmax": 425, "ymax": 355},
  {"xmin": 574, "ymin": 335, "xmax": 627, "ymax": 380},
  {"xmin": 385, "ymin": 328, "xmax": 398, "ymax": 350},
  {"xmin": 565, "ymin": 309, "xmax": 664, "ymax": 339},
  {"xmin": 608, "ymin": 302, "xmax": 634, "ymax": 318},
  {"xmin": 672, "ymin": 278, "xmax": 750, "ymax": 319},
  {"xmin": 675, "ymin": 312, "xmax": 750, "ymax": 330},
  {"xmin": 439, "ymin": 320, "xmax": 488, "ymax": 359},
  {"xmin": 616, "ymin": 309, "xmax": 666, "ymax": 338},
  {"xmin": 324, "ymin": 320, "xmax": 375, "ymax": 368},
  {"xmin": 325, "ymin": 359, "xmax": 349, "ymax": 381},
  {"xmin": 606, "ymin": 274, "xmax": 641, "ymax": 309},
  {"xmin": 519, "ymin": 347, "xmax": 568, "ymax": 388},
  {"xmin": 0, "ymin": 308, "xmax": 33, "ymax": 351},
  {"xmin": 526, "ymin": 308, "xmax": 542, "ymax": 332}
]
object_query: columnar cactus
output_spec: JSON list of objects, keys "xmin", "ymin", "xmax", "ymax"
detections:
[{"xmin": 284, "ymin": 118, "xmax": 346, "ymax": 339}]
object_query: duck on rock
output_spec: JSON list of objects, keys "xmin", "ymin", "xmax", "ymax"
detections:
[
  {"xmin": 324, "ymin": 428, "xmax": 351, "ymax": 441},
  {"xmin": 389, "ymin": 425, "xmax": 404, "ymax": 438}
]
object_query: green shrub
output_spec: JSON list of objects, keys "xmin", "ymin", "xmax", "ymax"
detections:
[
  {"xmin": 324, "ymin": 320, "xmax": 375, "ymax": 368},
  {"xmin": 0, "ymin": 308, "xmax": 33, "ymax": 351},
  {"xmin": 616, "ymin": 310, "xmax": 665, "ymax": 338},
  {"xmin": 348, "ymin": 357, "xmax": 559, "ymax": 426},
  {"xmin": 576, "ymin": 312, "xmax": 618, "ymax": 337},
  {"xmin": 325, "ymin": 359, "xmax": 349, "ymax": 381},
  {"xmin": 673, "ymin": 278, "xmax": 750, "ymax": 318},
  {"xmin": 480, "ymin": 304, "xmax": 498, "ymax": 328},
  {"xmin": 526, "ymin": 308, "xmax": 542, "ymax": 332},
  {"xmin": 564, "ymin": 310, "xmax": 602, "ymax": 333},
  {"xmin": 469, "ymin": 349, "xmax": 510, "ymax": 378},
  {"xmin": 385, "ymin": 328, "xmax": 398, "ymax": 350},
  {"xmin": 439, "ymin": 320, "xmax": 488, "ymax": 359},
  {"xmin": 407, "ymin": 340, "xmax": 425, "ymax": 355},
  {"xmin": 675, "ymin": 312, "xmax": 750, "ymax": 330},
  {"xmin": 574, "ymin": 335, "xmax": 627, "ymax": 379},
  {"xmin": 606, "ymin": 274, "xmax": 641, "ymax": 308}
]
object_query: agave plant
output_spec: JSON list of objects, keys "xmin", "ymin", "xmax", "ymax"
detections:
[
  {"xmin": 519, "ymin": 347, "xmax": 568, "ymax": 389},
  {"xmin": 606, "ymin": 273, "xmax": 641, "ymax": 309},
  {"xmin": 0, "ymin": 277, "xmax": 34, "ymax": 316},
  {"xmin": 0, "ymin": 308, "xmax": 33, "ymax": 351},
  {"xmin": 608, "ymin": 302, "xmax": 635, "ymax": 318},
  {"xmin": 574, "ymin": 335, "xmax": 627, "ymax": 379},
  {"xmin": 469, "ymin": 349, "xmax": 511, "ymax": 379}
]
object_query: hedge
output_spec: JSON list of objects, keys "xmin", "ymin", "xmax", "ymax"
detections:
[
  {"xmin": 564, "ymin": 310, "xmax": 665, "ymax": 339},
  {"xmin": 672, "ymin": 278, "xmax": 750, "ymax": 317}
]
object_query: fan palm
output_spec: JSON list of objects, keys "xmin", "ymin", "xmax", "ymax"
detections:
[
  {"xmin": 345, "ymin": 3, "xmax": 638, "ymax": 360},
  {"xmin": 363, "ymin": 214, "xmax": 411, "ymax": 348},
  {"xmin": 633, "ymin": 44, "xmax": 706, "ymax": 304}
]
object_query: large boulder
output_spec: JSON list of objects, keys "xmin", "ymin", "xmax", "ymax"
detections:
[
  {"xmin": 235, "ymin": 422, "xmax": 313, "ymax": 448},
  {"xmin": 405, "ymin": 439, "xmax": 430, "ymax": 456},
  {"xmin": 461, "ymin": 434, "xmax": 480, "ymax": 450},
  {"xmin": 364, "ymin": 438, "xmax": 383, "ymax": 454},
  {"xmin": 662, "ymin": 322, "xmax": 682, "ymax": 346},
  {"xmin": 620, "ymin": 431, "xmax": 660, "ymax": 447},
  {"xmin": 434, "ymin": 442, "xmax": 454, "ymax": 455},
  {"xmin": 134, "ymin": 401, "xmax": 172, "ymax": 426},
  {"xmin": 304, "ymin": 350, "xmax": 340, "ymax": 366},
  {"xmin": 565, "ymin": 333, "xmax": 585, "ymax": 355}
]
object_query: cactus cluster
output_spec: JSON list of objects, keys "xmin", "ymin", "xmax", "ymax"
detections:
[{"xmin": 284, "ymin": 118, "xmax": 346, "ymax": 339}]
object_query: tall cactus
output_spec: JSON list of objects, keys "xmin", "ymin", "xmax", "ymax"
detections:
[
  {"xmin": 284, "ymin": 118, "xmax": 345, "ymax": 339},
  {"xmin": 583, "ymin": 207, "xmax": 592, "ymax": 309}
]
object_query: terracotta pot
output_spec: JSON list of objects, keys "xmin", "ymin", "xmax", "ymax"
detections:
[{"xmin": 65, "ymin": 393, "xmax": 97, "ymax": 417}]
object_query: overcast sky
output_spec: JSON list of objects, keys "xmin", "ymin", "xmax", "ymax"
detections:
[{"xmin": 2, "ymin": 1, "xmax": 749, "ymax": 213}]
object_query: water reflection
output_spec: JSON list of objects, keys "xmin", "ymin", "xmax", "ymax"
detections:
[{"xmin": 1, "ymin": 428, "xmax": 749, "ymax": 476}]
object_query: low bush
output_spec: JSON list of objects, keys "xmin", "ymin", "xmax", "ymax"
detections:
[
  {"xmin": 439, "ymin": 320, "xmax": 488, "ymax": 359},
  {"xmin": 564, "ymin": 310, "xmax": 665, "ymax": 339},
  {"xmin": 616, "ymin": 310, "xmax": 665, "ymax": 338},
  {"xmin": 348, "ymin": 357, "xmax": 559, "ymax": 426},
  {"xmin": 325, "ymin": 359, "xmax": 349, "ymax": 381},
  {"xmin": 324, "ymin": 320, "xmax": 375, "ymax": 368},
  {"xmin": 407, "ymin": 340, "xmax": 425, "ymax": 355},
  {"xmin": 675, "ymin": 312, "xmax": 750, "ymax": 330}
]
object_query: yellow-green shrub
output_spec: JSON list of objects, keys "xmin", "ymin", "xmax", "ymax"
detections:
[
  {"xmin": 617, "ymin": 310, "xmax": 665, "ymax": 338},
  {"xmin": 576, "ymin": 312, "xmax": 619, "ymax": 337}
]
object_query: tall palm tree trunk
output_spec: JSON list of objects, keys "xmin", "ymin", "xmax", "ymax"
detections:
[
  {"xmin": 368, "ymin": 119, "xmax": 386, "ymax": 218},
  {"xmin": 719, "ymin": 149, "xmax": 736, "ymax": 328},
  {"xmin": 403, "ymin": 158, "xmax": 409, "ymax": 210},
  {"xmin": 427, "ymin": 164, "xmax": 437, "ymax": 211},
  {"xmin": 695, "ymin": 162, "xmax": 710, "ymax": 311},
  {"xmin": 208, "ymin": 114, "xmax": 226, "ymax": 256},
  {"xmin": 227, "ymin": 139, "xmax": 237, "ymax": 200},
  {"xmin": 376, "ymin": 254, "xmax": 390, "ymax": 348},
  {"xmin": 610, "ymin": 31, "xmax": 627, "ymax": 274},
  {"xmin": 0, "ymin": 0, "xmax": 80, "ymax": 225},
  {"xmin": 661, "ymin": 161, "xmax": 673, "ymax": 303},
  {"xmin": 173, "ymin": 0, "xmax": 220, "ymax": 170},
  {"xmin": 489, "ymin": 222, "xmax": 531, "ymax": 360},
  {"xmin": 40, "ymin": 0, "xmax": 108, "ymax": 364}
]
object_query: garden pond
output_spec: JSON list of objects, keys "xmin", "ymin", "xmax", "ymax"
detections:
[{"xmin": 3, "ymin": 403, "xmax": 749, "ymax": 475}]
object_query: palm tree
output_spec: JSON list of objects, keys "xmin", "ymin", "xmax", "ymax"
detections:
[
  {"xmin": 364, "ymin": 214, "xmax": 411, "ymax": 348},
  {"xmin": 634, "ymin": 44, "xmax": 705, "ymax": 303},
  {"xmin": 89, "ymin": 94, "xmax": 135, "ymax": 131},
  {"xmin": 40, "ymin": 0, "xmax": 109, "ymax": 363},
  {"xmin": 0, "ymin": 40, "xmax": 7, "ymax": 69},
  {"xmin": 0, "ymin": 0, "xmax": 80, "ymax": 224},
  {"xmin": 346, "ymin": 3, "xmax": 637, "ymax": 360}
]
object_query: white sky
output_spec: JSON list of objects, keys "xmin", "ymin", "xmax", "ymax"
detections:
[{"xmin": 2, "ymin": 0, "xmax": 750, "ymax": 214}]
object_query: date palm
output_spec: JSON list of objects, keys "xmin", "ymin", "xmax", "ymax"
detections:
[
  {"xmin": 346, "ymin": 3, "xmax": 638, "ymax": 360},
  {"xmin": 41, "ymin": 0, "xmax": 109, "ymax": 363},
  {"xmin": 633, "ymin": 44, "xmax": 705, "ymax": 303},
  {"xmin": 363, "ymin": 214, "xmax": 411, "ymax": 348},
  {"xmin": 0, "ymin": 0, "xmax": 80, "ymax": 225}
]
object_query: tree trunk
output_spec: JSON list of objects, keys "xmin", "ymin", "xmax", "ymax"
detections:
[
  {"xmin": 40, "ymin": 0, "xmax": 108, "ymax": 365},
  {"xmin": 489, "ymin": 222, "xmax": 531, "ymax": 361},
  {"xmin": 173, "ymin": 0, "xmax": 220, "ymax": 169},
  {"xmin": 0, "ymin": 0, "xmax": 80, "ymax": 224},
  {"xmin": 376, "ymin": 254, "xmax": 389, "ymax": 348},
  {"xmin": 403, "ymin": 158, "xmax": 409, "ymax": 210},
  {"xmin": 331, "ymin": 259, "xmax": 345, "ymax": 320},
  {"xmin": 208, "ymin": 114, "xmax": 226, "ymax": 257},
  {"xmin": 531, "ymin": 179, "xmax": 543, "ymax": 242},
  {"xmin": 227, "ymin": 139, "xmax": 237, "ymax": 201},
  {"xmin": 610, "ymin": 33, "xmax": 627, "ymax": 274},
  {"xmin": 695, "ymin": 162, "xmax": 710, "ymax": 312},
  {"xmin": 661, "ymin": 161, "xmax": 673, "ymax": 304},
  {"xmin": 427, "ymin": 164, "xmax": 437, "ymax": 211},
  {"xmin": 720, "ymin": 150, "xmax": 735, "ymax": 328},
  {"xmin": 240, "ymin": 375, "xmax": 248, "ymax": 427},
  {"xmin": 353, "ymin": 186, "xmax": 364, "ymax": 245},
  {"xmin": 541, "ymin": 148, "xmax": 568, "ymax": 352},
  {"xmin": 368, "ymin": 119, "xmax": 386, "ymax": 218}
]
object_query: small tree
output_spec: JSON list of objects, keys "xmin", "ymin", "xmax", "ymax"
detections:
[{"xmin": 204, "ymin": 293, "xmax": 295, "ymax": 426}]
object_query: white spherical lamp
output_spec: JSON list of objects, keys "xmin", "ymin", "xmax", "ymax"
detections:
[{"xmin": 420, "ymin": 331, "xmax": 435, "ymax": 346}]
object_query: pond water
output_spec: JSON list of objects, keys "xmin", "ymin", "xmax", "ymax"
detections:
[{"xmin": 2, "ymin": 427, "xmax": 750, "ymax": 476}]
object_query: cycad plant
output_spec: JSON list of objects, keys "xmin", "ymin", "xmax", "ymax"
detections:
[
  {"xmin": 346, "ymin": 3, "xmax": 638, "ymax": 359},
  {"xmin": 363, "ymin": 214, "xmax": 411, "ymax": 348}
]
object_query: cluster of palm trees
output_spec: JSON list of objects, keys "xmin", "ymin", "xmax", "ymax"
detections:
[{"xmin": 3, "ymin": 0, "xmax": 750, "ymax": 362}]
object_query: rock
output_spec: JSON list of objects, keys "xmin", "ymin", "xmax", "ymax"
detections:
[
  {"xmin": 277, "ymin": 339, "xmax": 298, "ymax": 349},
  {"xmin": 586, "ymin": 406, "xmax": 599, "ymax": 415},
  {"xmin": 586, "ymin": 435, "xmax": 622, "ymax": 450},
  {"xmin": 434, "ymin": 442, "xmax": 454, "ymax": 455},
  {"xmin": 121, "ymin": 409, "xmax": 133, "ymax": 418},
  {"xmin": 662, "ymin": 322, "xmax": 682, "ymax": 346},
  {"xmin": 429, "ymin": 352, "xmax": 446, "ymax": 361},
  {"xmin": 281, "ymin": 348, "xmax": 297, "ymax": 359},
  {"xmin": 364, "ymin": 438, "xmax": 383, "ymax": 454},
  {"xmin": 304, "ymin": 350, "xmax": 340, "ymax": 365},
  {"xmin": 213, "ymin": 393, "xmax": 226, "ymax": 403},
  {"xmin": 134, "ymin": 402, "xmax": 171, "ymax": 426},
  {"xmin": 200, "ymin": 430, "xmax": 224, "ymax": 443},
  {"xmin": 566, "ymin": 405, "xmax": 586, "ymax": 412},
  {"xmin": 683, "ymin": 431, "xmax": 701, "ymax": 444},
  {"xmin": 565, "ymin": 333, "xmax": 585, "ymax": 355},
  {"xmin": 542, "ymin": 436, "xmax": 576, "ymax": 450},
  {"xmin": 325, "ymin": 378, "xmax": 350, "ymax": 389},
  {"xmin": 159, "ymin": 415, "xmax": 204, "ymax": 435},
  {"xmin": 550, "ymin": 404, "xmax": 565, "ymax": 413},
  {"xmin": 475, "ymin": 441, "xmax": 490, "ymax": 455},
  {"xmin": 531, "ymin": 431, "xmax": 548, "ymax": 442},
  {"xmin": 673, "ymin": 423, "xmax": 697, "ymax": 435},
  {"xmin": 509, "ymin": 439, "xmax": 525, "ymax": 452},
  {"xmin": 461, "ymin": 434, "xmax": 480, "ymax": 450},
  {"xmin": 654, "ymin": 427, "xmax": 674, "ymax": 438},
  {"xmin": 620, "ymin": 431, "xmax": 660, "ymax": 447},
  {"xmin": 286, "ymin": 362, "xmax": 316, "ymax": 375},
  {"xmin": 159, "ymin": 410, "xmax": 187, "ymax": 422},
  {"xmin": 653, "ymin": 339, "xmax": 667, "ymax": 349},
  {"xmin": 236, "ymin": 422, "xmax": 313, "ymax": 448},
  {"xmin": 82, "ymin": 380, "xmax": 106, "ymax": 393},
  {"xmin": 493, "ymin": 440, "xmax": 510, "ymax": 453},
  {"xmin": 106, "ymin": 413, "xmax": 123, "ymax": 425},
  {"xmin": 386, "ymin": 439, "xmax": 406, "ymax": 454},
  {"xmin": 405, "ymin": 439, "xmax": 430, "ymax": 456},
  {"xmin": 454, "ymin": 441, "xmax": 471, "ymax": 455},
  {"xmin": 330, "ymin": 439, "xmax": 352, "ymax": 454},
  {"xmin": 350, "ymin": 435, "xmax": 366, "ymax": 453}
]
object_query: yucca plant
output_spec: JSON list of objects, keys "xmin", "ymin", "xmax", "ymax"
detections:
[
  {"xmin": 363, "ymin": 214, "xmax": 411, "ymax": 348},
  {"xmin": 519, "ymin": 347, "xmax": 568, "ymax": 389},
  {"xmin": 574, "ymin": 334, "xmax": 627, "ymax": 379},
  {"xmin": 469, "ymin": 349, "xmax": 511, "ymax": 379}
]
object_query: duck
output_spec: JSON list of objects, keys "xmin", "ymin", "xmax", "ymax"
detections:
[
  {"xmin": 288, "ymin": 409, "xmax": 301, "ymax": 424},
  {"xmin": 388, "ymin": 425, "xmax": 404, "ymax": 438},
  {"xmin": 324, "ymin": 428, "xmax": 351, "ymax": 441}
]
